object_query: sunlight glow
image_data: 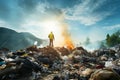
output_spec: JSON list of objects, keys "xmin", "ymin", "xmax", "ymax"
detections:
[
  {"xmin": 41, "ymin": 20, "xmax": 61, "ymax": 34},
  {"xmin": 41, "ymin": 19, "xmax": 64, "ymax": 47}
]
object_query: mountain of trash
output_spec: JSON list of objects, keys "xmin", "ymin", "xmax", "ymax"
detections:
[{"xmin": 0, "ymin": 45, "xmax": 120, "ymax": 80}]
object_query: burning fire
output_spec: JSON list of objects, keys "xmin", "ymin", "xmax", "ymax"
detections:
[
  {"xmin": 61, "ymin": 22, "xmax": 74, "ymax": 49},
  {"xmin": 65, "ymin": 38, "xmax": 74, "ymax": 50}
]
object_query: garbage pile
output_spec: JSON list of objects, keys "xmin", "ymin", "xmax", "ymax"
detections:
[{"xmin": 0, "ymin": 45, "xmax": 120, "ymax": 80}]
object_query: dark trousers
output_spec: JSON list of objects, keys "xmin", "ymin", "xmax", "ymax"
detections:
[{"xmin": 49, "ymin": 39, "xmax": 54, "ymax": 47}]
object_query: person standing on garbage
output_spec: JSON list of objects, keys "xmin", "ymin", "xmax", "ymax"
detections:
[{"xmin": 48, "ymin": 32, "xmax": 55, "ymax": 47}]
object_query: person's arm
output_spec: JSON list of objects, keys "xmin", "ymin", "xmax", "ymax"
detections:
[
  {"xmin": 48, "ymin": 34, "xmax": 50, "ymax": 38},
  {"xmin": 53, "ymin": 35, "xmax": 55, "ymax": 40}
]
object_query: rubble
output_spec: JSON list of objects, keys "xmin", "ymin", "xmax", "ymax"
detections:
[
  {"xmin": 0, "ymin": 44, "xmax": 120, "ymax": 80},
  {"xmin": 89, "ymin": 69, "xmax": 120, "ymax": 80}
]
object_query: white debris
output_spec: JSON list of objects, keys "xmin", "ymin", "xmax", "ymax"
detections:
[{"xmin": 105, "ymin": 61, "xmax": 115, "ymax": 68}]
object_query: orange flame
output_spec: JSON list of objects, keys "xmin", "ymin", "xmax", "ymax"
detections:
[
  {"xmin": 61, "ymin": 22, "xmax": 74, "ymax": 50},
  {"xmin": 65, "ymin": 38, "xmax": 74, "ymax": 50}
]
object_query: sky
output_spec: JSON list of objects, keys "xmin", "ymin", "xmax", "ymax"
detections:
[{"xmin": 0, "ymin": 0, "xmax": 120, "ymax": 46}]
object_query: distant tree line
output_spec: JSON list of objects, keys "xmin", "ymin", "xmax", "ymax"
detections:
[
  {"xmin": 84, "ymin": 37, "xmax": 90, "ymax": 45},
  {"xmin": 106, "ymin": 30, "xmax": 120, "ymax": 47}
]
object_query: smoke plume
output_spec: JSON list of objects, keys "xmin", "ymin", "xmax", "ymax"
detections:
[{"xmin": 54, "ymin": 14, "xmax": 74, "ymax": 49}]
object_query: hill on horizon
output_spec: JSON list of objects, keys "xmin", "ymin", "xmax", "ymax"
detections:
[{"xmin": 0, "ymin": 27, "xmax": 45, "ymax": 50}]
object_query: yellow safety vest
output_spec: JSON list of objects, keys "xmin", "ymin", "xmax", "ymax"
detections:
[{"xmin": 48, "ymin": 33, "xmax": 54, "ymax": 39}]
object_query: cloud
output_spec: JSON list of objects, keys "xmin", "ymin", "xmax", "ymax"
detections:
[
  {"xmin": 0, "ymin": 0, "xmax": 12, "ymax": 21},
  {"xmin": 17, "ymin": 0, "xmax": 40, "ymax": 12},
  {"xmin": 46, "ymin": 0, "xmax": 80, "ymax": 8},
  {"xmin": 64, "ymin": 0, "xmax": 112, "ymax": 26},
  {"xmin": 0, "ymin": 0, "xmax": 48, "ymax": 30},
  {"xmin": 103, "ymin": 24, "xmax": 120, "ymax": 30},
  {"xmin": 0, "ymin": 20, "xmax": 11, "ymax": 27}
]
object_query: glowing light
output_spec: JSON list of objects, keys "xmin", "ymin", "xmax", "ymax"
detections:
[
  {"xmin": 40, "ymin": 19, "xmax": 74, "ymax": 49},
  {"xmin": 41, "ymin": 20, "xmax": 61, "ymax": 34},
  {"xmin": 41, "ymin": 19, "xmax": 64, "ymax": 47}
]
